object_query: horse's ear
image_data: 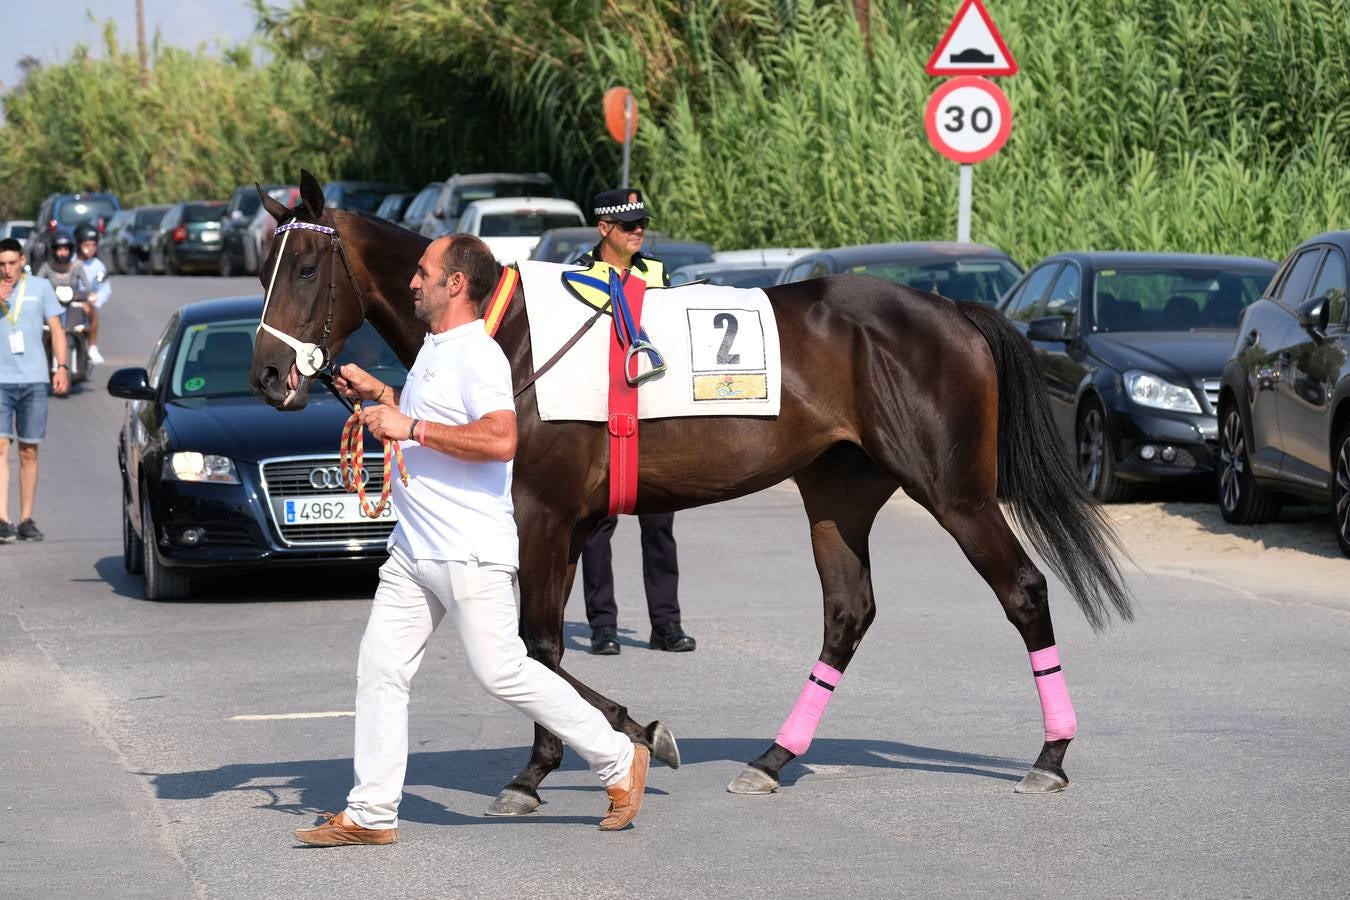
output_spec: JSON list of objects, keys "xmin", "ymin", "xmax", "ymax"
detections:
[
  {"xmin": 257, "ymin": 184, "xmax": 289, "ymax": 223},
  {"xmin": 299, "ymin": 169, "xmax": 325, "ymax": 219}
]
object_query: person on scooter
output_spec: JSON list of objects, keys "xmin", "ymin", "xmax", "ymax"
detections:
[
  {"xmin": 73, "ymin": 224, "xmax": 108, "ymax": 365},
  {"xmin": 35, "ymin": 234, "xmax": 92, "ymax": 376}
]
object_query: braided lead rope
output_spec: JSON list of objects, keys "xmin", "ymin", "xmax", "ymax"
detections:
[{"xmin": 338, "ymin": 401, "xmax": 409, "ymax": 519}]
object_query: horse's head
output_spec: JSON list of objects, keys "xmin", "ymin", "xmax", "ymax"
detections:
[{"xmin": 250, "ymin": 169, "xmax": 367, "ymax": 410}]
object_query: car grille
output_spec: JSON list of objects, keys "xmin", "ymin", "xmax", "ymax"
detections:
[
  {"xmin": 1202, "ymin": 378, "xmax": 1221, "ymax": 413},
  {"xmin": 259, "ymin": 456, "xmax": 395, "ymax": 547}
]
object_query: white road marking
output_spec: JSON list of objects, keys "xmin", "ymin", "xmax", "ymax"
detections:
[{"xmin": 230, "ymin": 711, "xmax": 354, "ymax": 721}]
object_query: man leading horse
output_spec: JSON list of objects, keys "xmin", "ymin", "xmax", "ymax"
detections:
[{"xmin": 293, "ymin": 233, "xmax": 651, "ymax": 847}]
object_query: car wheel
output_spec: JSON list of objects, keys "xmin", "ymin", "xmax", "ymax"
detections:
[
  {"xmin": 141, "ymin": 492, "xmax": 190, "ymax": 601},
  {"xmin": 167, "ymin": 252, "xmax": 181, "ymax": 276},
  {"xmin": 219, "ymin": 251, "xmax": 233, "ymax": 278},
  {"xmin": 1216, "ymin": 406, "xmax": 1281, "ymax": 524},
  {"xmin": 1077, "ymin": 401, "xmax": 1132, "ymax": 503},
  {"xmin": 1333, "ymin": 422, "xmax": 1350, "ymax": 558},
  {"xmin": 123, "ymin": 491, "xmax": 144, "ymax": 575}
]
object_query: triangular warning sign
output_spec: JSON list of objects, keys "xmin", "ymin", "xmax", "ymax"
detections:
[{"xmin": 926, "ymin": 0, "xmax": 1018, "ymax": 77}]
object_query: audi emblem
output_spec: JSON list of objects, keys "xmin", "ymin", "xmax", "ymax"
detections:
[{"xmin": 309, "ymin": 466, "xmax": 367, "ymax": 490}]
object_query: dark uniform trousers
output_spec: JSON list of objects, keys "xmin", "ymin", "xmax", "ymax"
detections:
[{"xmin": 581, "ymin": 514, "xmax": 680, "ymax": 629}]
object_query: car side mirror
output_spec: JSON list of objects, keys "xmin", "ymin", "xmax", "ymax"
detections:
[
  {"xmin": 1297, "ymin": 294, "xmax": 1330, "ymax": 337},
  {"xmin": 107, "ymin": 367, "xmax": 156, "ymax": 401},
  {"xmin": 1027, "ymin": 315, "xmax": 1069, "ymax": 342}
]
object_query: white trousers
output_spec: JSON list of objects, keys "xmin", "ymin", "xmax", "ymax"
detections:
[{"xmin": 345, "ymin": 546, "xmax": 634, "ymax": 829}]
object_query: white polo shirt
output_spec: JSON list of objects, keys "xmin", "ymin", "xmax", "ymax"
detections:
[{"xmin": 389, "ymin": 319, "xmax": 517, "ymax": 567}]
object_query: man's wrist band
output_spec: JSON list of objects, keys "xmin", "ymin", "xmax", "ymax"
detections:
[
  {"xmin": 56, "ymin": 364, "xmax": 69, "ymax": 370},
  {"xmin": 374, "ymin": 383, "xmax": 387, "ymax": 403},
  {"xmin": 408, "ymin": 419, "xmax": 419, "ymax": 442},
  {"xmin": 415, "ymin": 420, "xmax": 427, "ymax": 445}
]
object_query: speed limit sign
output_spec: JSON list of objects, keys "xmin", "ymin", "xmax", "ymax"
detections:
[{"xmin": 924, "ymin": 76, "xmax": 1012, "ymax": 164}]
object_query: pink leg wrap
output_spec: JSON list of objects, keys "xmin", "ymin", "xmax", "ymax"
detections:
[
  {"xmin": 775, "ymin": 661, "xmax": 843, "ymax": 756},
  {"xmin": 1029, "ymin": 646, "xmax": 1077, "ymax": 741}
]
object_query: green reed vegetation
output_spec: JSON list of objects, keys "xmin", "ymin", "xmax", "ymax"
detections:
[{"xmin": 4, "ymin": 1, "xmax": 1349, "ymax": 264}]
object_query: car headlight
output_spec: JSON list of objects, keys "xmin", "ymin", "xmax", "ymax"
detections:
[
  {"xmin": 1123, "ymin": 371, "xmax": 1201, "ymax": 413},
  {"xmin": 164, "ymin": 452, "xmax": 240, "ymax": 484}
]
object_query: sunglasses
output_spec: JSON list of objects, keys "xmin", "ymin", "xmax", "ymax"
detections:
[{"xmin": 607, "ymin": 218, "xmax": 649, "ymax": 233}]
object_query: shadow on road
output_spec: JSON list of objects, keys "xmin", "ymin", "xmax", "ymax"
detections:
[
  {"xmin": 141, "ymin": 738, "xmax": 1023, "ymax": 825},
  {"xmin": 92, "ymin": 555, "xmax": 380, "ymax": 603}
]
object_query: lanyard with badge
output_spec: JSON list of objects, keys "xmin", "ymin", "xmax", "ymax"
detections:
[{"xmin": 3, "ymin": 275, "xmax": 28, "ymax": 354}]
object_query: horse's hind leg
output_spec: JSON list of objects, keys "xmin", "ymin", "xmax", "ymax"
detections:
[
  {"xmin": 728, "ymin": 445, "xmax": 897, "ymax": 794},
  {"xmin": 927, "ymin": 500, "xmax": 1077, "ymax": 792},
  {"xmin": 489, "ymin": 509, "xmax": 675, "ymax": 816}
]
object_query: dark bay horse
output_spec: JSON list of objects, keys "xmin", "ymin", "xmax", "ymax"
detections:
[{"xmin": 250, "ymin": 173, "xmax": 1132, "ymax": 813}]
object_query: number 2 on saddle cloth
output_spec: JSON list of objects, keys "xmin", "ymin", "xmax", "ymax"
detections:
[{"xmin": 560, "ymin": 268, "xmax": 666, "ymax": 516}]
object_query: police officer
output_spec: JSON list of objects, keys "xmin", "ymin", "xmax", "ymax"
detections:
[{"xmin": 574, "ymin": 188, "xmax": 695, "ymax": 656}]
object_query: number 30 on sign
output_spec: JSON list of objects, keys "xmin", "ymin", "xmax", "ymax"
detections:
[{"xmin": 924, "ymin": 76, "xmax": 1012, "ymax": 164}]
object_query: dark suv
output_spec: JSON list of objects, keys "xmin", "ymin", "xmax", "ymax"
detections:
[
  {"xmin": 1216, "ymin": 230, "xmax": 1350, "ymax": 556},
  {"xmin": 27, "ymin": 192, "xmax": 121, "ymax": 269}
]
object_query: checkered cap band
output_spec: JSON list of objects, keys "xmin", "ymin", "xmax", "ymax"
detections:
[
  {"xmin": 274, "ymin": 221, "xmax": 337, "ymax": 236},
  {"xmin": 594, "ymin": 200, "xmax": 646, "ymax": 217}
]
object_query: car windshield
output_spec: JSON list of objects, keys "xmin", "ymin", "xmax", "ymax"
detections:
[
  {"xmin": 650, "ymin": 245, "xmax": 714, "ymax": 271},
  {"xmin": 135, "ymin": 207, "xmax": 169, "ymax": 228},
  {"xmin": 480, "ymin": 211, "xmax": 583, "ymax": 237},
  {"xmin": 534, "ymin": 234, "xmax": 594, "ymax": 263},
  {"xmin": 452, "ymin": 180, "xmax": 556, "ymax": 216},
  {"xmin": 850, "ymin": 258, "xmax": 1020, "ymax": 305},
  {"xmin": 340, "ymin": 190, "xmax": 393, "ymax": 213},
  {"xmin": 57, "ymin": 199, "xmax": 117, "ymax": 226},
  {"xmin": 704, "ymin": 268, "xmax": 781, "ymax": 288},
  {"xmin": 1092, "ymin": 267, "xmax": 1271, "ymax": 332},
  {"xmin": 170, "ymin": 319, "xmax": 408, "ymax": 400},
  {"xmin": 8, "ymin": 224, "xmax": 31, "ymax": 240},
  {"xmin": 184, "ymin": 204, "xmax": 225, "ymax": 223}
]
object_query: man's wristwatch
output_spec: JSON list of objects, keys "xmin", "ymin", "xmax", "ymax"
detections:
[
  {"xmin": 56, "ymin": 364, "xmax": 69, "ymax": 371},
  {"xmin": 408, "ymin": 419, "xmax": 419, "ymax": 442}
]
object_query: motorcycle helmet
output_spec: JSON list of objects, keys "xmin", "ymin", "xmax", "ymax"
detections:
[
  {"xmin": 51, "ymin": 233, "xmax": 75, "ymax": 258},
  {"xmin": 74, "ymin": 223, "xmax": 99, "ymax": 245}
]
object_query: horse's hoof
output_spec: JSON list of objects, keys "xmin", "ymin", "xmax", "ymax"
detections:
[
  {"xmin": 645, "ymin": 720, "xmax": 681, "ymax": 769},
  {"xmin": 485, "ymin": 786, "xmax": 542, "ymax": 816},
  {"xmin": 727, "ymin": 766, "xmax": 779, "ymax": 795},
  {"xmin": 1013, "ymin": 768, "xmax": 1069, "ymax": 794}
]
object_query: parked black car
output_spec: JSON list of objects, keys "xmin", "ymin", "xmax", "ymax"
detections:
[
  {"xmin": 1216, "ymin": 231, "xmax": 1350, "ymax": 555},
  {"xmin": 776, "ymin": 241, "xmax": 1021, "ymax": 306},
  {"xmin": 998, "ymin": 251, "xmax": 1277, "ymax": 501},
  {"xmin": 108, "ymin": 297, "xmax": 409, "ymax": 600},
  {"xmin": 220, "ymin": 184, "xmax": 289, "ymax": 277},
  {"xmin": 108, "ymin": 204, "xmax": 171, "ymax": 274},
  {"xmin": 322, "ymin": 181, "xmax": 409, "ymax": 214},
  {"xmin": 150, "ymin": 201, "xmax": 226, "ymax": 275},
  {"xmin": 27, "ymin": 192, "xmax": 121, "ymax": 270}
]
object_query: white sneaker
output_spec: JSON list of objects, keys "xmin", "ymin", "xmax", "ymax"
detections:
[{"xmin": 88, "ymin": 345, "xmax": 104, "ymax": 365}]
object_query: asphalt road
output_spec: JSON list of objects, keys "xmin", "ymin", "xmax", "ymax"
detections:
[{"xmin": 2, "ymin": 275, "xmax": 1347, "ymax": 899}]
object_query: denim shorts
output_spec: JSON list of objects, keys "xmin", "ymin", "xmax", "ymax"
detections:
[{"xmin": 0, "ymin": 383, "xmax": 49, "ymax": 443}]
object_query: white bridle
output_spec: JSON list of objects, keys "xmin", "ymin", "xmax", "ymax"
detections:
[{"xmin": 257, "ymin": 220, "xmax": 339, "ymax": 377}]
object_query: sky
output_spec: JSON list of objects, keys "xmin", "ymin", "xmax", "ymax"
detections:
[{"xmin": 1, "ymin": 1, "xmax": 261, "ymax": 90}]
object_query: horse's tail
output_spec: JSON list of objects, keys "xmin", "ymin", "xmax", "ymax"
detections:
[{"xmin": 956, "ymin": 301, "xmax": 1134, "ymax": 630}]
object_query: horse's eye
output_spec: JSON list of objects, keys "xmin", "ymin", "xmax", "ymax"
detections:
[{"xmin": 298, "ymin": 265, "xmax": 317, "ymax": 279}]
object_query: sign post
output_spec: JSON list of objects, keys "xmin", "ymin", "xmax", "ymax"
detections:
[
  {"xmin": 603, "ymin": 87, "xmax": 639, "ymax": 186},
  {"xmin": 924, "ymin": 0, "xmax": 1017, "ymax": 242}
]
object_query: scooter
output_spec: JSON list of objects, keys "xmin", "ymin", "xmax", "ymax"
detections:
[{"xmin": 43, "ymin": 284, "xmax": 93, "ymax": 388}]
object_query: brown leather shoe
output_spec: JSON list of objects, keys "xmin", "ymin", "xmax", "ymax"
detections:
[
  {"xmin": 599, "ymin": 743, "xmax": 650, "ymax": 831},
  {"xmin": 295, "ymin": 810, "xmax": 398, "ymax": 847}
]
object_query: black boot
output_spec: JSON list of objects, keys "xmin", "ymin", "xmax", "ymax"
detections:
[
  {"xmin": 649, "ymin": 622, "xmax": 696, "ymax": 652},
  {"xmin": 590, "ymin": 625, "xmax": 621, "ymax": 656}
]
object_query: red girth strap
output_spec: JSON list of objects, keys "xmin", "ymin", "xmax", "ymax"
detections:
[{"xmin": 608, "ymin": 275, "xmax": 647, "ymax": 515}]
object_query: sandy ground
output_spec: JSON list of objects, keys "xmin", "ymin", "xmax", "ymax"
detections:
[{"xmin": 1101, "ymin": 497, "xmax": 1348, "ymax": 614}]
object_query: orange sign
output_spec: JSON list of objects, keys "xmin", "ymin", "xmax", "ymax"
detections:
[{"xmin": 603, "ymin": 87, "xmax": 639, "ymax": 143}]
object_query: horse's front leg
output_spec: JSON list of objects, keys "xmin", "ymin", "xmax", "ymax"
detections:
[{"xmin": 487, "ymin": 512, "xmax": 678, "ymax": 816}]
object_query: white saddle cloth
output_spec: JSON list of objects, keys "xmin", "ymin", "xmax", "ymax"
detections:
[{"xmin": 515, "ymin": 261, "xmax": 782, "ymax": 423}]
